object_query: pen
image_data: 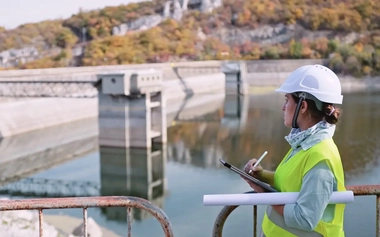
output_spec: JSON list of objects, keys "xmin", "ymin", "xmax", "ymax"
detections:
[{"xmin": 249, "ymin": 151, "xmax": 268, "ymax": 174}]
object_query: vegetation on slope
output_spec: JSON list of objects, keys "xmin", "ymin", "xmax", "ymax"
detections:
[{"xmin": 0, "ymin": 0, "xmax": 380, "ymax": 76}]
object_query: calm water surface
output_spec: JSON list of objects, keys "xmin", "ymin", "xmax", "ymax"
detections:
[{"xmin": 3, "ymin": 90, "xmax": 380, "ymax": 237}]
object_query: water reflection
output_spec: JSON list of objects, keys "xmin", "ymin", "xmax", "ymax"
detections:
[
  {"xmin": 221, "ymin": 94, "xmax": 250, "ymax": 133},
  {"xmin": 99, "ymin": 145, "xmax": 167, "ymax": 222},
  {"xmin": 333, "ymin": 90, "xmax": 380, "ymax": 183},
  {"xmin": 167, "ymin": 93, "xmax": 290, "ymax": 170},
  {"xmin": 166, "ymin": 91, "xmax": 380, "ymax": 183}
]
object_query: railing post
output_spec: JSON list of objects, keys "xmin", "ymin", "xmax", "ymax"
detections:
[
  {"xmin": 377, "ymin": 195, "xmax": 379, "ymax": 237},
  {"xmin": 212, "ymin": 191, "xmax": 257, "ymax": 237},
  {"xmin": 253, "ymin": 205, "xmax": 257, "ymax": 237}
]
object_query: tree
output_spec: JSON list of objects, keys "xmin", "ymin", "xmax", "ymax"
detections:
[
  {"xmin": 306, "ymin": 8, "xmax": 321, "ymax": 30},
  {"xmin": 262, "ymin": 46, "xmax": 280, "ymax": 59},
  {"xmin": 288, "ymin": 39, "xmax": 303, "ymax": 59},
  {"xmin": 373, "ymin": 49, "xmax": 380, "ymax": 73},
  {"xmin": 313, "ymin": 37, "xmax": 329, "ymax": 58},
  {"xmin": 345, "ymin": 55, "xmax": 362, "ymax": 76},
  {"xmin": 55, "ymin": 27, "xmax": 78, "ymax": 48},
  {"xmin": 329, "ymin": 53, "xmax": 345, "ymax": 73}
]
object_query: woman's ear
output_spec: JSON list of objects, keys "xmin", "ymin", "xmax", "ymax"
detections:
[{"xmin": 300, "ymin": 100, "xmax": 308, "ymax": 114}]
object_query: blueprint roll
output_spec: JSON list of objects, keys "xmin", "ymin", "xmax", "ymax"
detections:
[{"xmin": 203, "ymin": 191, "xmax": 354, "ymax": 206}]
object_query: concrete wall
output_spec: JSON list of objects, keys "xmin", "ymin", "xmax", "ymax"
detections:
[
  {"xmin": 163, "ymin": 72, "xmax": 225, "ymax": 100},
  {"xmin": 0, "ymin": 98, "xmax": 98, "ymax": 138},
  {"xmin": 0, "ymin": 59, "xmax": 325, "ymax": 83},
  {"xmin": 244, "ymin": 59, "xmax": 328, "ymax": 86},
  {"xmin": 0, "ymin": 72, "xmax": 226, "ymax": 138},
  {"xmin": 3, "ymin": 58, "xmax": 375, "ymax": 90},
  {"xmin": 0, "ymin": 60, "xmax": 223, "ymax": 81},
  {"xmin": 166, "ymin": 94, "xmax": 225, "ymax": 125},
  {"xmin": 0, "ymin": 118, "xmax": 98, "ymax": 184},
  {"xmin": 339, "ymin": 76, "xmax": 380, "ymax": 93}
]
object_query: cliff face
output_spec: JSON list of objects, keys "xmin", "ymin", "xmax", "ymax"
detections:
[{"xmin": 210, "ymin": 23, "xmax": 366, "ymax": 46}]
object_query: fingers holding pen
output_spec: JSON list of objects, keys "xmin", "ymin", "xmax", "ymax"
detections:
[{"xmin": 244, "ymin": 151, "xmax": 267, "ymax": 177}]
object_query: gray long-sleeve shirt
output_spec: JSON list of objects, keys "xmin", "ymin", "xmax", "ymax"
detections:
[{"xmin": 283, "ymin": 160, "xmax": 336, "ymax": 231}]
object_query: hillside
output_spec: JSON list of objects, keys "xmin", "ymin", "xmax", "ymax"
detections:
[{"xmin": 0, "ymin": 0, "xmax": 380, "ymax": 77}]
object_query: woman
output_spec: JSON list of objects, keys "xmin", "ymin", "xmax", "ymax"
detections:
[{"xmin": 243, "ymin": 64, "xmax": 346, "ymax": 237}]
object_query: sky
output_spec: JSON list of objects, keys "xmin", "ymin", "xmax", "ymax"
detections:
[{"xmin": 0, "ymin": 0, "xmax": 148, "ymax": 30}]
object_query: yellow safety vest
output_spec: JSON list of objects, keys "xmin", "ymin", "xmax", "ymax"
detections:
[{"xmin": 262, "ymin": 138, "xmax": 346, "ymax": 237}]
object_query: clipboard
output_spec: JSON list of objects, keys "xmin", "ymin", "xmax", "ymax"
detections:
[{"xmin": 219, "ymin": 159, "xmax": 278, "ymax": 193}]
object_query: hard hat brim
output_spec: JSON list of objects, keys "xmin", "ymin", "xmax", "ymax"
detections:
[{"xmin": 274, "ymin": 87, "xmax": 343, "ymax": 104}]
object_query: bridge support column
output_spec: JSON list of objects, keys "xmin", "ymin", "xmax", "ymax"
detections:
[
  {"xmin": 97, "ymin": 71, "xmax": 167, "ymax": 148},
  {"xmin": 99, "ymin": 145, "xmax": 167, "ymax": 221},
  {"xmin": 222, "ymin": 61, "xmax": 249, "ymax": 95}
]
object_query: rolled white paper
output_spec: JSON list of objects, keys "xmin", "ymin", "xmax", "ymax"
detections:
[{"xmin": 203, "ymin": 191, "xmax": 354, "ymax": 206}]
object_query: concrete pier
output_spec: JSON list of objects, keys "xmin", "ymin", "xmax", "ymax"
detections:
[
  {"xmin": 221, "ymin": 61, "xmax": 249, "ymax": 95},
  {"xmin": 98, "ymin": 92, "xmax": 167, "ymax": 148},
  {"xmin": 97, "ymin": 70, "xmax": 167, "ymax": 148}
]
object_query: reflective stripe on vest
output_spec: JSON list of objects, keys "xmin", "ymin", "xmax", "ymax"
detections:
[{"xmin": 265, "ymin": 206, "xmax": 323, "ymax": 237}]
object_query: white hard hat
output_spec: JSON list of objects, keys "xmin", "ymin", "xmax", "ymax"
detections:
[{"xmin": 275, "ymin": 64, "xmax": 343, "ymax": 104}]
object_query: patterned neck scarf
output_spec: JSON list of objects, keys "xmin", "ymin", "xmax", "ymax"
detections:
[{"xmin": 284, "ymin": 120, "xmax": 335, "ymax": 150}]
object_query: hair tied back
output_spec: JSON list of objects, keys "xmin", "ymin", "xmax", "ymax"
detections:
[{"xmin": 327, "ymin": 106, "xmax": 335, "ymax": 116}]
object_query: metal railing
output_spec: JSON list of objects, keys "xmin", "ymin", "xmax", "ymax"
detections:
[
  {"xmin": 0, "ymin": 196, "xmax": 174, "ymax": 237},
  {"xmin": 213, "ymin": 185, "xmax": 380, "ymax": 237}
]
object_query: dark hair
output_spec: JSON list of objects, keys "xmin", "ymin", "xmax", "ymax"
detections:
[{"xmin": 291, "ymin": 94, "xmax": 341, "ymax": 125}]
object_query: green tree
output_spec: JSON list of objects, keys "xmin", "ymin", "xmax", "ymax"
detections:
[
  {"xmin": 337, "ymin": 44, "xmax": 356, "ymax": 60},
  {"xmin": 345, "ymin": 55, "xmax": 362, "ymax": 76},
  {"xmin": 328, "ymin": 39, "xmax": 340, "ymax": 53},
  {"xmin": 262, "ymin": 46, "xmax": 280, "ymax": 59},
  {"xmin": 329, "ymin": 53, "xmax": 345, "ymax": 73},
  {"xmin": 55, "ymin": 27, "xmax": 78, "ymax": 48},
  {"xmin": 288, "ymin": 39, "xmax": 303, "ymax": 59},
  {"xmin": 373, "ymin": 49, "xmax": 380, "ymax": 73}
]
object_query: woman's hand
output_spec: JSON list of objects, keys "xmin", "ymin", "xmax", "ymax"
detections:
[
  {"xmin": 241, "ymin": 158, "xmax": 265, "ymax": 192},
  {"xmin": 241, "ymin": 177, "xmax": 266, "ymax": 193},
  {"xmin": 243, "ymin": 158, "xmax": 264, "ymax": 178}
]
